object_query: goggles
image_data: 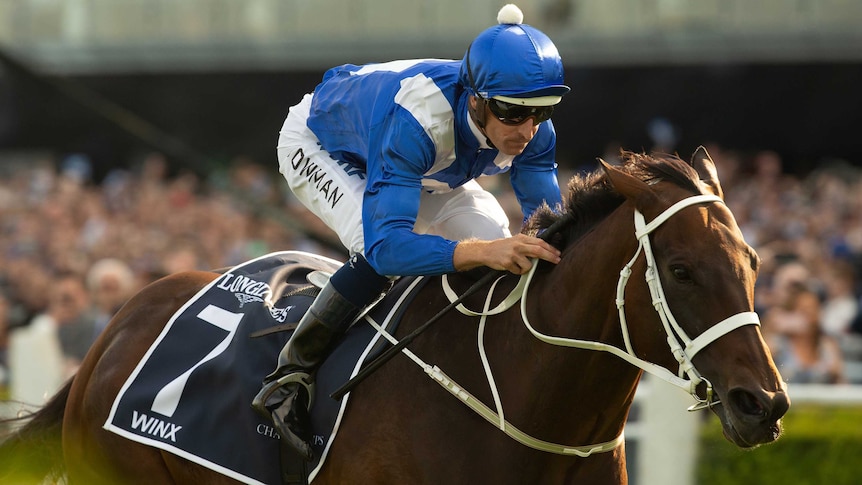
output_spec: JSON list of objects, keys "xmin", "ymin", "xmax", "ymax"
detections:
[{"xmin": 486, "ymin": 98, "xmax": 554, "ymax": 126}]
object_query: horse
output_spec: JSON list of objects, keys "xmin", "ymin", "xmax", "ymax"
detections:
[{"xmin": 0, "ymin": 147, "xmax": 789, "ymax": 484}]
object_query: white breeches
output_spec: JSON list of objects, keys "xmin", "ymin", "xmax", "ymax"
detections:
[{"xmin": 276, "ymin": 93, "xmax": 512, "ymax": 255}]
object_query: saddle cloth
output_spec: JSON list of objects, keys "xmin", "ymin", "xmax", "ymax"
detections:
[{"xmin": 104, "ymin": 251, "xmax": 427, "ymax": 484}]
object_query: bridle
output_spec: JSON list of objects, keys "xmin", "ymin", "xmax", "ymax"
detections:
[
  {"xmin": 429, "ymin": 193, "xmax": 761, "ymax": 454},
  {"xmin": 612, "ymin": 194, "xmax": 761, "ymax": 410}
]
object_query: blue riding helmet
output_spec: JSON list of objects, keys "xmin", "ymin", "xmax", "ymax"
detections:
[{"xmin": 460, "ymin": 6, "xmax": 570, "ymax": 107}]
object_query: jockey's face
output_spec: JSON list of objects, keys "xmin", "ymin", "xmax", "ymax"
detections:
[{"xmin": 471, "ymin": 96, "xmax": 541, "ymax": 156}]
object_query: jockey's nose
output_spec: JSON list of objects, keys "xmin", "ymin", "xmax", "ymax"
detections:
[{"xmin": 517, "ymin": 118, "xmax": 539, "ymax": 138}]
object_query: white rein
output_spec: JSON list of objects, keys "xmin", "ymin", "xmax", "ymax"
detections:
[{"xmin": 373, "ymin": 194, "xmax": 760, "ymax": 456}]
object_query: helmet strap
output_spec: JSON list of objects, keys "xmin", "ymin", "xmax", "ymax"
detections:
[
  {"xmin": 469, "ymin": 95, "xmax": 488, "ymax": 129},
  {"xmin": 467, "ymin": 96, "xmax": 496, "ymax": 149}
]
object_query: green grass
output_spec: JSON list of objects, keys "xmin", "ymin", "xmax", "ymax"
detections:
[{"xmin": 696, "ymin": 405, "xmax": 862, "ymax": 485}]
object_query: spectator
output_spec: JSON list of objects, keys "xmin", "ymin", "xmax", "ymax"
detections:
[
  {"xmin": 85, "ymin": 258, "xmax": 138, "ymax": 339},
  {"xmin": 8, "ymin": 284, "xmax": 66, "ymax": 404},
  {"xmin": 765, "ymin": 281, "xmax": 845, "ymax": 384},
  {"xmin": 31, "ymin": 272, "xmax": 94, "ymax": 377},
  {"xmin": 820, "ymin": 260, "xmax": 859, "ymax": 338}
]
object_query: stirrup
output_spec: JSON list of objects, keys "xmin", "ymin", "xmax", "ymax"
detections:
[
  {"xmin": 306, "ymin": 271, "xmax": 331, "ymax": 289},
  {"xmin": 274, "ymin": 372, "xmax": 316, "ymax": 411}
]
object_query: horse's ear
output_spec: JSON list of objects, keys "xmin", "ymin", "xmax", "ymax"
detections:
[
  {"xmin": 690, "ymin": 146, "xmax": 724, "ymax": 199},
  {"xmin": 600, "ymin": 159, "xmax": 659, "ymax": 211}
]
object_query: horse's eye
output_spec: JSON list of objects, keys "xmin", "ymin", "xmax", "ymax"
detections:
[{"xmin": 671, "ymin": 265, "xmax": 692, "ymax": 282}]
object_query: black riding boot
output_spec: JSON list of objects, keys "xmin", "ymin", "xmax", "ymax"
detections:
[{"xmin": 251, "ymin": 281, "xmax": 360, "ymax": 461}]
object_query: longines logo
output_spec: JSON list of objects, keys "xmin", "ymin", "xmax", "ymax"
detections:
[{"xmin": 216, "ymin": 274, "xmax": 294, "ymax": 322}]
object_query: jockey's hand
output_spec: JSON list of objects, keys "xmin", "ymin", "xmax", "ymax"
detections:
[{"xmin": 453, "ymin": 234, "xmax": 562, "ymax": 275}]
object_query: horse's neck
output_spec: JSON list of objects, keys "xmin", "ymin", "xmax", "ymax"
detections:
[
  {"xmin": 538, "ymin": 215, "xmax": 637, "ymax": 343},
  {"xmin": 493, "ymin": 219, "xmax": 643, "ymax": 446}
]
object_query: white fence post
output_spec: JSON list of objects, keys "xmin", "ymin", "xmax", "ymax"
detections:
[
  {"xmin": 633, "ymin": 375, "xmax": 700, "ymax": 485},
  {"xmin": 8, "ymin": 321, "xmax": 65, "ymax": 408}
]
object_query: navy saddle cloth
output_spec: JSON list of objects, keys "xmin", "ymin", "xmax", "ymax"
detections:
[{"xmin": 104, "ymin": 251, "xmax": 427, "ymax": 484}]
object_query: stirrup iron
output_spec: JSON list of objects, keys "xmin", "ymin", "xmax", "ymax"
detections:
[{"xmin": 274, "ymin": 372, "xmax": 316, "ymax": 411}]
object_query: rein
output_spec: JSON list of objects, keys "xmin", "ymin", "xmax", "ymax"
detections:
[
  {"xmin": 364, "ymin": 274, "xmax": 625, "ymax": 457},
  {"xmin": 427, "ymin": 193, "xmax": 761, "ymax": 455}
]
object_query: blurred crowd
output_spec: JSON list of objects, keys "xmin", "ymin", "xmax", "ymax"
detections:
[
  {"xmin": 0, "ymin": 151, "xmax": 341, "ymax": 401},
  {"xmin": 702, "ymin": 145, "xmax": 862, "ymax": 385},
  {"xmin": 1, "ymin": 144, "xmax": 861, "ymax": 403}
]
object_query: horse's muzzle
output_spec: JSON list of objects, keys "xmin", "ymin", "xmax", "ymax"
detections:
[{"xmin": 720, "ymin": 385, "xmax": 790, "ymax": 447}]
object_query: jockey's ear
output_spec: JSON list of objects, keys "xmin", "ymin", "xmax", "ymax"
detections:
[
  {"xmin": 690, "ymin": 146, "xmax": 724, "ymax": 199},
  {"xmin": 600, "ymin": 159, "xmax": 660, "ymax": 213}
]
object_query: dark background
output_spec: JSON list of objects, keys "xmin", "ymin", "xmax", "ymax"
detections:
[{"xmin": 2, "ymin": 60, "xmax": 860, "ymax": 180}]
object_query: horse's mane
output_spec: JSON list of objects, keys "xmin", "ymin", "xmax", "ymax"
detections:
[{"xmin": 524, "ymin": 151, "xmax": 703, "ymax": 247}]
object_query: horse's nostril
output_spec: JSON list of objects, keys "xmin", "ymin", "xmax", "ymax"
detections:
[
  {"xmin": 728, "ymin": 388, "xmax": 767, "ymax": 418},
  {"xmin": 770, "ymin": 391, "xmax": 791, "ymax": 421}
]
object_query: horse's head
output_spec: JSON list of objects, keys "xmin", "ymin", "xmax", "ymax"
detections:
[{"xmin": 601, "ymin": 147, "xmax": 789, "ymax": 448}]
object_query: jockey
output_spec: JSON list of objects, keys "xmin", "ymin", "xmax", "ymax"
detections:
[{"xmin": 253, "ymin": 4, "xmax": 569, "ymax": 460}]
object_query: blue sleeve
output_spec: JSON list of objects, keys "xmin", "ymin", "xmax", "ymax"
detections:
[
  {"xmin": 362, "ymin": 110, "xmax": 459, "ymax": 276},
  {"xmin": 510, "ymin": 121, "xmax": 562, "ymax": 221}
]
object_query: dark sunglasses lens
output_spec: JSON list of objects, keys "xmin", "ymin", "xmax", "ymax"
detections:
[{"xmin": 488, "ymin": 99, "xmax": 554, "ymax": 125}]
